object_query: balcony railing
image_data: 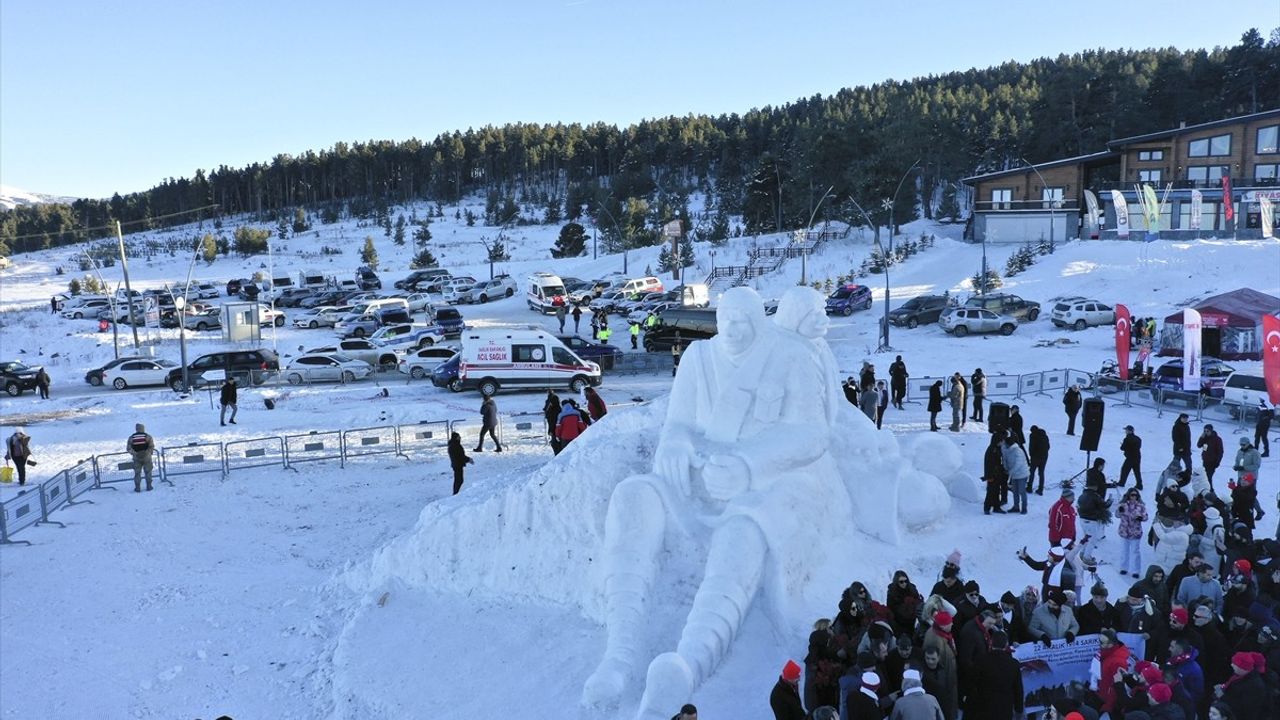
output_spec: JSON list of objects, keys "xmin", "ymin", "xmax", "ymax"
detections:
[
  {"xmin": 1097, "ymin": 176, "xmax": 1280, "ymax": 192},
  {"xmin": 973, "ymin": 199, "xmax": 1081, "ymax": 212}
]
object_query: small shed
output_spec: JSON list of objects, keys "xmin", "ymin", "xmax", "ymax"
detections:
[{"xmin": 1157, "ymin": 288, "xmax": 1280, "ymax": 360}]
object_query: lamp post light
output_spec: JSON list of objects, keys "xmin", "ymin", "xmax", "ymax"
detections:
[
  {"xmin": 875, "ymin": 160, "xmax": 923, "ymax": 351},
  {"xmin": 1020, "ymin": 157, "xmax": 1059, "ymax": 252},
  {"xmin": 800, "ymin": 185, "xmax": 836, "ymax": 286},
  {"xmin": 83, "ymin": 250, "xmax": 119, "ymax": 359}
]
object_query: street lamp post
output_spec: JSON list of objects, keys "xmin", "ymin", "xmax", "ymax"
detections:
[
  {"xmin": 877, "ymin": 160, "xmax": 923, "ymax": 351},
  {"xmin": 83, "ymin": 250, "xmax": 119, "ymax": 359},
  {"xmin": 1021, "ymin": 157, "xmax": 1059, "ymax": 251},
  {"xmin": 800, "ymin": 185, "xmax": 836, "ymax": 286}
]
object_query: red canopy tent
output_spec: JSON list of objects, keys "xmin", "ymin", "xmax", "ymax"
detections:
[{"xmin": 1157, "ymin": 288, "xmax": 1280, "ymax": 360}]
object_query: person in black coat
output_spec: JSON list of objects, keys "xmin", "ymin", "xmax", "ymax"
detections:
[
  {"xmin": 983, "ymin": 433, "xmax": 1008, "ymax": 514},
  {"xmin": 1254, "ymin": 403, "xmax": 1272, "ymax": 457},
  {"xmin": 927, "ymin": 381, "xmax": 944, "ymax": 432},
  {"xmin": 770, "ymin": 661, "xmax": 806, "ymax": 720},
  {"xmin": 1121, "ymin": 425, "xmax": 1144, "ymax": 490},
  {"xmin": 1172, "ymin": 413, "xmax": 1193, "ymax": 474},
  {"xmin": 998, "ymin": 591, "xmax": 1032, "ymax": 644},
  {"xmin": 1008, "ymin": 405, "xmax": 1025, "ymax": 447},
  {"xmin": 1028, "ymin": 425, "xmax": 1050, "ymax": 495},
  {"xmin": 1064, "ymin": 384, "xmax": 1083, "ymax": 435},
  {"xmin": 889, "ymin": 355, "xmax": 908, "ymax": 410},
  {"xmin": 1216, "ymin": 654, "xmax": 1269, "ymax": 720},
  {"xmin": 219, "ymin": 377, "xmax": 238, "ymax": 426},
  {"xmin": 447, "ymin": 432, "xmax": 474, "ymax": 495},
  {"xmin": 1077, "ymin": 583, "xmax": 1120, "ymax": 635},
  {"xmin": 970, "ymin": 368, "xmax": 986, "ymax": 422},
  {"xmin": 844, "ymin": 670, "xmax": 884, "ymax": 720},
  {"xmin": 967, "ymin": 630, "xmax": 1023, "ymax": 720},
  {"xmin": 543, "ymin": 390, "xmax": 561, "ymax": 445}
]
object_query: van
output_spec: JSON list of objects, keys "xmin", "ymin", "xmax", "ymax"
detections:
[
  {"xmin": 1222, "ymin": 372, "xmax": 1269, "ymax": 414},
  {"xmin": 457, "ymin": 329, "xmax": 602, "ymax": 396},
  {"xmin": 300, "ymin": 269, "xmax": 328, "ymax": 289},
  {"xmin": 271, "ymin": 273, "xmax": 294, "ymax": 291},
  {"xmin": 527, "ymin": 272, "xmax": 567, "ymax": 314},
  {"xmin": 619, "ymin": 276, "xmax": 664, "ymax": 298},
  {"xmin": 677, "ymin": 283, "xmax": 710, "ymax": 308}
]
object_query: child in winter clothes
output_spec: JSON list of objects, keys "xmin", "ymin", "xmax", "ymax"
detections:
[{"xmin": 1117, "ymin": 487, "xmax": 1148, "ymax": 577}]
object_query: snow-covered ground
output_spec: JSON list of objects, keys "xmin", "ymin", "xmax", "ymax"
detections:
[{"xmin": 1, "ymin": 203, "xmax": 1277, "ymax": 719}]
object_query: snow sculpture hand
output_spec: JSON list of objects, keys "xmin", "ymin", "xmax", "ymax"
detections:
[
  {"xmin": 703, "ymin": 454, "xmax": 749, "ymax": 500},
  {"xmin": 655, "ymin": 439, "xmax": 695, "ymax": 496}
]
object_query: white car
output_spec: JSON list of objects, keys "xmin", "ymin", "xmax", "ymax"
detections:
[
  {"xmin": 61, "ymin": 298, "xmax": 112, "ymax": 319},
  {"xmin": 293, "ymin": 305, "xmax": 351, "ymax": 329},
  {"xmin": 397, "ymin": 345, "xmax": 460, "ymax": 379},
  {"xmin": 257, "ymin": 304, "xmax": 286, "ymax": 327},
  {"xmin": 100, "ymin": 358, "xmax": 179, "ymax": 390},
  {"xmin": 284, "ymin": 353, "xmax": 373, "ymax": 385},
  {"xmin": 459, "ymin": 276, "xmax": 518, "ymax": 304},
  {"xmin": 187, "ymin": 282, "xmax": 220, "ymax": 299},
  {"xmin": 368, "ymin": 323, "xmax": 447, "ymax": 350},
  {"xmin": 306, "ymin": 339, "xmax": 400, "ymax": 370},
  {"xmin": 405, "ymin": 292, "xmax": 434, "ymax": 313},
  {"xmin": 183, "ymin": 307, "xmax": 222, "ymax": 331},
  {"xmin": 1051, "ymin": 298, "xmax": 1117, "ymax": 330}
]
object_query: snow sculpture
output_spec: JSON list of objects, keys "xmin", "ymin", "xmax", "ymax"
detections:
[{"xmin": 908, "ymin": 434, "xmax": 984, "ymax": 504}]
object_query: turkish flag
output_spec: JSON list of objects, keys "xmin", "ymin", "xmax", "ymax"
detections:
[
  {"xmin": 1115, "ymin": 304, "xmax": 1132, "ymax": 380},
  {"xmin": 1263, "ymin": 314, "xmax": 1280, "ymax": 404},
  {"xmin": 1223, "ymin": 176, "xmax": 1234, "ymax": 225}
]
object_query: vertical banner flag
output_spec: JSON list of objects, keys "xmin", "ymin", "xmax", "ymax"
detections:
[
  {"xmin": 1190, "ymin": 189, "xmax": 1203, "ymax": 231},
  {"xmin": 1110, "ymin": 190, "xmax": 1130, "ymax": 239},
  {"xmin": 1262, "ymin": 197, "xmax": 1275, "ymax": 240},
  {"xmin": 1142, "ymin": 184, "xmax": 1161, "ymax": 229},
  {"xmin": 1115, "ymin": 304, "xmax": 1132, "ymax": 380},
  {"xmin": 1263, "ymin": 314, "xmax": 1280, "ymax": 405},
  {"xmin": 1083, "ymin": 190, "xmax": 1101, "ymax": 234},
  {"xmin": 1183, "ymin": 308, "xmax": 1202, "ymax": 392},
  {"xmin": 1223, "ymin": 176, "xmax": 1234, "ymax": 226}
]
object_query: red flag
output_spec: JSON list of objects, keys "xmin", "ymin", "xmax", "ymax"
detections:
[
  {"xmin": 1223, "ymin": 176, "xmax": 1234, "ymax": 225},
  {"xmin": 1115, "ymin": 304, "xmax": 1132, "ymax": 380},
  {"xmin": 1263, "ymin": 314, "xmax": 1280, "ymax": 405}
]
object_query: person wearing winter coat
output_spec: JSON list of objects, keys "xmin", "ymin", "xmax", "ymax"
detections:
[
  {"xmin": 1117, "ymin": 488, "xmax": 1149, "ymax": 577},
  {"xmin": 1198, "ymin": 425, "xmax": 1225, "ymax": 489},
  {"xmin": 1152, "ymin": 518, "xmax": 1194, "ymax": 576},
  {"xmin": 1000, "ymin": 436, "xmax": 1030, "ymax": 514},
  {"xmin": 554, "ymin": 400, "xmax": 587, "ymax": 449},
  {"xmin": 1029, "ymin": 590, "xmax": 1080, "ymax": 643},
  {"xmin": 1078, "ymin": 459, "xmax": 1114, "ymax": 563},
  {"xmin": 997, "ymin": 591, "xmax": 1032, "ymax": 644},
  {"xmin": 1121, "ymin": 425, "xmax": 1145, "ymax": 490},
  {"xmin": 1131, "ymin": 565, "xmax": 1172, "ymax": 619},
  {"xmin": 1254, "ymin": 403, "xmax": 1272, "ymax": 457},
  {"xmin": 3, "ymin": 428, "xmax": 31, "ymax": 486},
  {"xmin": 1050, "ymin": 487, "xmax": 1079, "ymax": 546},
  {"xmin": 1077, "ymin": 583, "xmax": 1119, "ymax": 635},
  {"xmin": 1172, "ymin": 413, "xmax": 1193, "ymax": 474},
  {"xmin": 584, "ymin": 386, "xmax": 607, "ymax": 421},
  {"xmin": 1166, "ymin": 639, "xmax": 1205, "ymax": 706},
  {"xmin": 219, "ymin": 377, "xmax": 238, "ymax": 426},
  {"xmin": 475, "ymin": 395, "xmax": 502, "ymax": 452},
  {"xmin": 889, "ymin": 676, "xmax": 944, "ymax": 720},
  {"xmin": 927, "ymin": 381, "xmax": 943, "ymax": 432},
  {"xmin": 876, "ymin": 381, "xmax": 889, "ymax": 430},
  {"xmin": 1192, "ymin": 604, "xmax": 1232, "ymax": 690},
  {"xmin": 1214, "ymin": 651, "xmax": 1270, "ymax": 720},
  {"xmin": 1028, "ymin": 426, "xmax": 1050, "ymax": 495},
  {"xmin": 543, "ymin": 390, "xmax": 562, "ymax": 440},
  {"xmin": 1064, "ymin": 384, "xmax": 1083, "ymax": 436},
  {"xmin": 1228, "ymin": 469, "xmax": 1262, "ymax": 530},
  {"xmin": 125, "ymin": 423, "xmax": 155, "ymax": 492},
  {"xmin": 1175, "ymin": 564, "xmax": 1224, "ymax": 615},
  {"xmin": 861, "ymin": 385, "xmax": 880, "ymax": 423},
  {"xmin": 770, "ymin": 660, "xmax": 806, "ymax": 720},
  {"xmin": 919, "ymin": 644, "xmax": 958, "ymax": 720},
  {"xmin": 1232, "ymin": 438, "xmax": 1261, "ymax": 485},
  {"xmin": 1197, "ymin": 506, "xmax": 1227, "ymax": 577},
  {"xmin": 860, "ymin": 361, "xmax": 876, "ymax": 394},
  {"xmin": 1093, "ymin": 629, "xmax": 1133, "ymax": 714},
  {"xmin": 966, "ymin": 630, "xmax": 1022, "ymax": 720},
  {"xmin": 447, "ymin": 432, "xmax": 474, "ymax": 495},
  {"xmin": 969, "ymin": 369, "xmax": 986, "ymax": 422},
  {"xmin": 844, "ymin": 671, "xmax": 885, "ymax": 720},
  {"xmin": 889, "ymin": 356, "xmax": 908, "ymax": 410},
  {"xmin": 886, "ymin": 571, "xmax": 924, "ymax": 636},
  {"xmin": 982, "ymin": 434, "xmax": 1008, "ymax": 515},
  {"xmin": 1018, "ymin": 544, "xmax": 1080, "ymax": 602}
]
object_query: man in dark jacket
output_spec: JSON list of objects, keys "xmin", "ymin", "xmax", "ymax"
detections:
[
  {"xmin": 1121, "ymin": 425, "xmax": 1144, "ymax": 490},
  {"xmin": 970, "ymin": 369, "xmax": 986, "ymax": 422},
  {"xmin": 957, "ymin": 609, "xmax": 997, "ymax": 688},
  {"xmin": 771, "ymin": 660, "xmax": 806, "ymax": 720},
  {"xmin": 1064, "ymin": 384, "xmax": 1082, "ymax": 435},
  {"xmin": 1028, "ymin": 426, "xmax": 1050, "ymax": 495},
  {"xmin": 844, "ymin": 671, "xmax": 884, "ymax": 720},
  {"xmin": 1216, "ymin": 651, "xmax": 1269, "ymax": 720},
  {"xmin": 219, "ymin": 378, "xmax": 238, "ymax": 426},
  {"xmin": 1172, "ymin": 413, "xmax": 1193, "ymax": 474},
  {"xmin": 447, "ymin": 432, "xmax": 473, "ymax": 495},
  {"xmin": 475, "ymin": 395, "xmax": 502, "ymax": 452},
  {"xmin": 982, "ymin": 433, "xmax": 1008, "ymax": 514},
  {"xmin": 998, "ymin": 591, "xmax": 1031, "ymax": 644},
  {"xmin": 1077, "ymin": 582, "xmax": 1119, "ymax": 635},
  {"xmin": 889, "ymin": 356, "xmax": 908, "ymax": 410},
  {"xmin": 1254, "ymin": 402, "xmax": 1272, "ymax": 457},
  {"xmin": 543, "ymin": 390, "xmax": 561, "ymax": 440},
  {"xmin": 1197, "ymin": 425, "xmax": 1224, "ymax": 489},
  {"xmin": 927, "ymin": 381, "xmax": 943, "ymax": 432},
  {"xmin": 1008, "ymin": 405, "xmax": 1025, "ymax": 447},
  {"xmin": 967, "ymin": 631, "xmax": 1023, "ymax": 720}
]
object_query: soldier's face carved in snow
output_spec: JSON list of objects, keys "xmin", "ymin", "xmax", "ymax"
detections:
[{"xmin": 716, "ymin": 290, "xmax": 763, "ymax": 356}]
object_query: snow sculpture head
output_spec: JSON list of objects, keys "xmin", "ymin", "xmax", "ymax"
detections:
[
  {"xmin": 716, "ymin": 286, "xmax": 765, "ymax": 355},
  {"xmin": 774, "ymin": 286, "xmax": 829, "ymax": 339}
]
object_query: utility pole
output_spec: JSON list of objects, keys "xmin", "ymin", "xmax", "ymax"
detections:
[{"xmin": 115, "ymin": 221, "xmax": 140, "ymax": 349}]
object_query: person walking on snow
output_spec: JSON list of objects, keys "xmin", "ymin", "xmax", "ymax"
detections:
[
  {"xmin": 555, "ymin": 303, "xmax": 567, "ymax": 333},
  {"xmin": 219, "ymin": 378, "xmax": 238, "ymax": 426},
  {"xmin": 126, "ymin": 423, "xmax": 155, "ymax": 492},
  {"xmin": 928, "ymin": 380, "xmax": 944, "ymax": 432},
  {"xmin": 1198, "ymin": 424, "xmax": 1224, "ymax": 489},
  {"xmin": 1172, "ymin": 413, "xmax": 1193, "ymax": 474},
  {"xmin": 1116, "ymin": 487, "xmax": 1148, "ymax": 577},
  {"xmin": 948, "ymin": 374, "xmax": 965, "ymax": 432},
  {"xmin": 447, "ymin": 432, "xmax": 474, "ymax": 495},
  {"xmin": 1001, "ymin": 434, "xmax": 1031, "ymax": 514},
  {"xmin": 876, "ymin": 380, "xmax": 889, "ymax": 430},
  {"xmin": 1028, "ymin": 426, "xmax": 1050, "ymax": 496},
  {"xmin": 584, "ymin": 386, "xmax": 608, "ymax": 421},
  {"xmin": 629, "ymin": 321, "xmax": 640, "ymax": 349},
  {"xmin": 970, "ymin": 368, "xmax": 986, "ymax": 422},
  {"xmin": 1063, "ymin": 384, "xmax": 1082, "ymax": 436},
  {"xmin": 572, "ymin": 303, "xmax": 582, "ymax": 334},
  {"xmin": 475, "ymin": 394, "xmax": 502, "ymax": 452},
  {"xmin": 983, "ymin": 433, "xmax": 1008, "ymax": 515},
  {"xmin": 1049, "ymin": 486, "xmax": 1078, "ymax": 546},
  {"xmin": 35, "ymin": 367, "xmax": 50, "ymax": 399},
  {"xmin": 4, "ymin": 428, "xmax": 32, "ymax": 486},
  {"xmin": 554, "ymin": 399, "xmax": 588, "ymax": 449},
  {"xmin": 1008, "ymin": 405, "xmax": 1026, "ymax": 447},
  {"xmin": 861, "ymin": 382, "xmax": 879, "ymax": 423},
  {"xmin": 889, "ymin": 355, "xmax": 908, "ymax": 410},
  {"xmin": 1254, "ymin": 401, "xmax": 1272, "ymax": 457},
  {"xmin": 1120, "ymin": 425, "xmax": 1144, "ymax": 490}
]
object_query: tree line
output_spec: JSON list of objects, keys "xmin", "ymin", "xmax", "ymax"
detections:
[{"xmin": 2, "ymin": 29, "xmax": 1277, "ymax": 257}]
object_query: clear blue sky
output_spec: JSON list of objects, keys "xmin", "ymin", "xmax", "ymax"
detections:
[{"xmin": 1, "ymin": 1, "xmax": 1273, "ymax": 200}]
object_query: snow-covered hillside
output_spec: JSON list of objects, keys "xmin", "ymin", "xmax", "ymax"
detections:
[
  {"xmin": 0, "ymin": 204, "xmax": 1277, "ymax": 719},
  {"xmin": 0, "ymin": 184, "xmax": 78, "ymax": 211}
]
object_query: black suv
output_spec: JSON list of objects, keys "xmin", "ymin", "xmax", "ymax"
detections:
[
  {"xmin": 2, "ymin": 360, "xmax": 42, "ymax": 397},
  {"xmin": 166, "ymin": 349, "xmax": 280, "ymax": 392},
  {"xmin": 643, "ymin": 309, "xmax": 717, "ymax": 352},
  {"xmin": 356, "ymin": 266, "xmax": 382, "ymax": 291},
  {"xmin": 888, "ymin": 295, "xmax": 949, "ymax": 328},
  {"xmin": 964, "ymin": 293, "xmax": 1041, "ymax": 322}
]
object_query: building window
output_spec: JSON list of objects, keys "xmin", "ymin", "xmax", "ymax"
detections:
[
  {"xmin": 1254, "ymin": 164, "xmax": 1279, "ymax": 181},
  {"xmin": 1138, "ymin": 169, "xmax": 1163, "ymax": 183},
  {"xmin": 1041, "ymin": 187, "xmax": 1063, "ymax": 208},
  {"xmin": 991, "ymin": 188, "xmax": 1012, "ymax": 210},
  {"xmin": 1188, "ymin": 133, "xmax": 1232, "ymax": 157},
  {"xmin": 1258, "ymin": 125, "xmax": 1278, "ymax": 154},
  {"xmin": 1187, "ymin": 165, "xmax": 1230, "ymax": 183},
  {"xmin": 1138, "ymin": 150, "xmax": 1164, "ymax": 161}
]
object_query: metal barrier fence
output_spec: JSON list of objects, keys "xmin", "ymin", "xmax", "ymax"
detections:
[
  {"xmin": 64, "ymin": 459, "xmax": 97, "ymax": 503},
  {"xmin": 284, "ymin": 430, "xmax": 345, "ymax": 468},
  {"xmin": 504, "ymin": 414, "xmax": 549, "ymax": 447},
  {"xmin": 449, "ymin": 417, "xmax": 503, "ymax": 450},
  {"xmin": 341, "ymin": 426, "xmax": 399, "ymax": 462},
  {"xmin": 0, "ymin": 490, "xmax": 43, "ymax": 545},
  {"xmin": 159, "ymin": 442, "xmax": 224, "ymax": 482},
  {"xmin": 40, "ymin": 474, "xmax": 70, "ymax": 521},
  {"xmin": 396, "ymin": 421, "xmax": 450, "ymax": 459},
  {"xmin": 94, "ymin": 451, "xmax": 146, "ymax": 488},
  {"xmin": 224, "ymin": 437, "xmax": 287, "ymax": 475}
]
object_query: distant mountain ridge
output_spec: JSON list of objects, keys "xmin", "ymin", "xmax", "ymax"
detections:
[{"xmin": 0, "ymin": 185, "xmax": 78, "ymax": 211}]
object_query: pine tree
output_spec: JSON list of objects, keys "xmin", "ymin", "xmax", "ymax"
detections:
[
  {"xmin": 292, "ymin": 207, "xmax": 310, "ymax": 234},
  {"xmin": 414, "ymin": 224, "xmax": 432, "ymax": 248},
  {"xmin": 937, "ymin": 184, "xmax": 961, "ymax": 222},
  {"xmin": 486, "ymin": 239, "xmax": 510, "ymax": 263},
  {"xmin": 200, "ymin": 233, "xmax": 218, "ymax": 264},
  {"xmin": 394, "ymin": 223, "xmax": 406, "ymax": 246},
  {"xmin": 678, "ymin": 240, "xmax": 696, "ymax": 267},
  {"xmin": 382, "ymin": 216, "xmax": 392, "ymax": 237},
  {"xmin": 656, "ymin": 247, "xmax": 674, "ymax": 273},
  {"xmin": 707, "ymin": 207, "xmax": 730, "ymax": 246},
  {"xmin": 68, "ymin": 277, "xmax": 82, "ymax": 295},
  {"xmin": 277, "ymin": 215, "xmax": 289, "ymax": 240},
  {"xmin": 361, "ymin": 236, "xmax": 379, "ymax": 269},
  {"xmin": 233, "ymin": 227, "xmax": 271, "ymax": 256},
  {"xmin": 465, "ymin": 209, "xmax": 477, "ymax": 226},
  {"xmin": 552, "ymin": 222, "xmax": 586, "ymax": 258},
  {"xmin": 410, "ymin": 248, "xmax": 438, "ymax": 269}
]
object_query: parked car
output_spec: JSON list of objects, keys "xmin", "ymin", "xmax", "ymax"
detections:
[
  {"xmin": 284, "ymin": 353, "xmax": 374, "ymax": 385},
  {"xmin": 459, "ymin": 276, "xmax": 518, "ymax": 304},
  {"xmin": 274, "ymin": 288, "xmax": 317, "ymax": 308},
  {"xmin": 1151, "ymin": 358, "xmax": 1235, "ymax": 398},
  {"xmin": 61, "ymin": 298, "xmax": 112, "ymax": 319},
  {"xmin": 84, "ymin": 356, "xmax": 149, "ymax": 386},
  {"xmin": 190, "ymin": 282, "xmax": 220, "ymax": 299},
  {"xmin": 306, "ymin": 339, "xmax": 401, "ymax": 371},
  {"xmin": 429, "ymin": 306, "xmax": 465, "ymax": 336},
  {"xmin": 417, "ymin": 274, "xmax": 472, "ymax": 294},
  {"xmin": 333, "ymin": 312, "xmax": 381, "ymax": 338},
  {"xmin": 398, "ymin": 345, "xmax": 460, "ymax": 379},
  {"xmin": 643, "ymin": 308, "xmax": 718, "ymax": 352},
  {"xmin": 1222, "ymin": 372, "xmax": 1269, "ymax": 416},
  {"xmin": 2, "ymin": 360, "xmax": 43, "ymax": 396},
  {"xmin": 888, "ymin": 295, "xmax": 949, "ymax": 328},
  {"xmin": 368, "ymin": 323, "xmax": 448, "ymax": 350},
  {"xmin": 627, "ymin": 300, "xmax": 678, "ymax": 325},
  {"xmin": 101, "ymin": 358, "xmax": 179, "ymax": 390},
  {"xmin": 617, "ymin": 291, "xmax": 667, "ymax": 315},
  {"xmin": 299, "ymin": 290, "xmax": 348, "ymax": 309},
  {"xmin": 405, "ymin": 292, "xmax": 434, "ymax": 313},
  {"xmin": 939, "ymin": 307, "xmax": 1018, "ymax": 337},
  {"xmin": 964, "ymin": 293, "xmax": 1041, "ymax": 322},
  {"xmin": 1051, "ymin": 298, "xmax": 1117, "ymax": 330},
  {"xmin": 824, "ymin": 283, "xmax": 873, "ymax": 316},
  {"xmin": 226, "ymin": 279, "xmax": 244, "ymax": 296},
  {"xmin": 557, "ymin": 335, "xmax": 623, "ymax": 370},
  {"xmin": 440, "ymin": 277, "xmax": 479, "ymax": 303},
  {"xmin": 395, "ymin": 268, "xmax": 450, "ymax": 291},
  {"xmin": 237, "ymin": 283, "xmax": 261, "ymax": 301},
  {"xmin": 184, "ymin": 307, "xmax": 222, "ymax": 331},
  {"xmin": 293, "ymin": 305, "xmax": 351, "ymax": 329},
  {"xmin": 431, "ymin": 353, "xmax": 463, "ymax": 392},
  {"xmin": 590, "ymin": 290, "xmax": 630, "ymax": 314},
  {"xmin": 256, "ymin": 304, "xmax": 287, "ymax": 327},
  {"xmin": 356, "ymin": 266, "xmax": 382, "ymax": 291},
  {"xmin": 166, "ymin": 349, "xmax": 280, "ymax": 392}
]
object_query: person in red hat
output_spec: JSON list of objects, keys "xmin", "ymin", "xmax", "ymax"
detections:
[
  {"xmin": 1214, "ymin": 652, "xmax": 1270, "ymax": 720},
  {"xmin": 1160, "ymin": 607, "xmax": 1205, "ymax": 665},
  {"xmin": 770, "ymin": 659, "xmax": 805, "ymax": 720},
  {"xmin": 923, "ymin": 609, "xmax": 957, "ymax": 711},
  {"xmin": 1147, "ymin": 682, "xmax": 1175, "ymax": 713}
]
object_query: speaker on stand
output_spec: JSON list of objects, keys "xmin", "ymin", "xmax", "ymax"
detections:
[
  {"xmin": 1080, "ymin": 397, "xmax": 1105, "ymax": 467},
  {"xmin": 988, "ymin": 401, "xmax": 1010, "ymax": 438}
]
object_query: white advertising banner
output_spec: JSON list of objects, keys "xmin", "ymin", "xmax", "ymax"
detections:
[
  {"xmin": 1183, "ymin": 308, "xmax": 1202, "ymax": 392},
  {"xmin": 1190, "ymin": 189, "xmax": 1203, "ymax": 231},
  {"xmin": 1110, "ymin": 190, "xmax": 1130, "ymax": 239},
  {"xmin": 1262, "ymin": 197, "xmax": 1275, "ymax": 240}
]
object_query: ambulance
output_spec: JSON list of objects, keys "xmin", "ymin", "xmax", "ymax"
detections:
[{"xmin": 457, "ymin": 329, "xmax": 602, "ymax": 396}]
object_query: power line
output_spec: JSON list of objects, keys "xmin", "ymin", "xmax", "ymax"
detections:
[{"xmin": 0, "ymin": 204, "xmax": 222, "ymax": 243}]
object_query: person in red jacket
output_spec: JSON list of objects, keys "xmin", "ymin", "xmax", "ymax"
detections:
[
  {"xmin": 584, "ymin": 386, "xmax": 608, "ymax": 421},
  {"xmin": 1096, "ymin": 629, "xmax": 1133, "ymax": 715},
  {"xmin": 1049, "ymin": 486, "xmax": 1078, "ymax": 546},
  {"xmin": 555, "ymin": 400, "xmax": 588, "ymax": 448}
]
